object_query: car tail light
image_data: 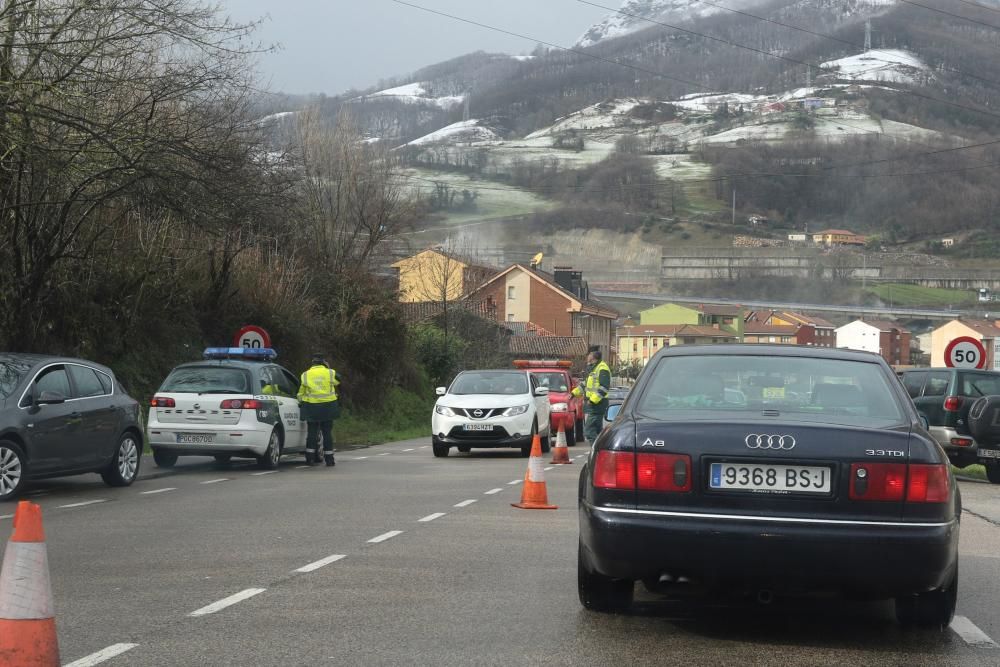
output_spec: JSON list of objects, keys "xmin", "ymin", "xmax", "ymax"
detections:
[
  {"xmin": 593, "ymin": 450, "xmax": 634, "ymax": 489},
  {"xmin": 906, "ymin": 464, "xmax": 950, "ymax": 503},
  {"xmin": 943, "ymin": 396, "xmax": 962, "ymax": 412},
  {"xmin": 950, "ymin": 437, "xmax": 973, "ymax": 447},
  {"xmin": 220, "ymin": 399, "xmax": 263, "ymax": 410},
  {"xmin": 637, "ymin": 453, "xmax": 692, "ymax": 492},
  {"xmin": 850, "ymin": 463, "xmax": 906, "ymax": 501},
  {"xmin": 150, "ymin": 397, "xmax": 175, "ymax": 408}
]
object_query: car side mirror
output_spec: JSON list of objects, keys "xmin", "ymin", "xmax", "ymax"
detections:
[
  {"xmin": 435, "ymin": 387, "xmax": 446, "ymax": 396},
  {"xmin": 36, "ymin": 390, "xmax": 67, "ymax": 405},
  {"xmin": 606, "ymin": 404, "xmax": 622, "ymax": 421},
  {"xmin": 534, "ymin": 386, "xmax": 549, "ymax": 397},
  {"xmin": 919, "ymin": 414, "xmax": 930, "ymax": 430}
]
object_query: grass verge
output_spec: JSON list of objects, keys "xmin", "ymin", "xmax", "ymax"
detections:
[
  {"xmin": 334, "ymin": 387, "xmax": 431, "ymax": 447},
  {"xmin": 953, "ymin": 464, "xmax": 986, "ymax": 481}
]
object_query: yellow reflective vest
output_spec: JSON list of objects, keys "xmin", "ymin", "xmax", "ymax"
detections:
[
  {"xmin": 573, "ymin": 361, "xmax": 611, "ymax": 411},
  {"xmin": 297, "ymin": 365, "xmax": 340, "ymax": 404}
]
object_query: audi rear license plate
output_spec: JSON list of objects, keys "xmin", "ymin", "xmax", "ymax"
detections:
[
  {"xmin": 710, "ymin": 463, "xmax": 831, "ymax": 494},
  {"xmin": 463, "ymin": 424, "xmax": 493, "ymax": 432},
  {"xmin": 176, "ymin": 433, "xmax": 215, "ymax": 444}
]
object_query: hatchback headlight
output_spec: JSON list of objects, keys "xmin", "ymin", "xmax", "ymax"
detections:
[
  {"xmin": 503, "ymin": 404, "xmax": 530, "ymax": 417},
  {"xmin": 551, "ymin": 402, "xmax": 569, "ymax": 412},
  {"xmin": 435, "ymin": 405, "xmax": 456, "ymax": 417}
]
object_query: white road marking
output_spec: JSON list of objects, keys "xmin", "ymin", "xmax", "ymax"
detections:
[
  {"xmin": 378, "ymin": 452, "xmax": 390, "ymax": 456},
  {"xmin": 454, "ymin": 499, "xmax": 477, "ymax": 508},
  {"xmin": 951, "ymin": 615, "xmax": 1000, "ymax": 648},
  {"xmin": 139, "ymin": 487, "xmax": 177, "ymax": 495},
  {"xmin": 201, "ymin": 478, "xmax": 230, "ymax": 485},
  {"xmin": 419, "ymin": 445, "xmax": 430, "ymax": 449},
  {"xmin": 294, "ymin": 554, "xmax": 346, "ymax": 573},
  {"xmin": 419, "ymin": 513, "xmax": 446, "ymax": 522},
  {"xmin": 295, "ymin": 465, "xmax": 309, "ymax": 469},
  {"xmin": 368, "ymin": 530, "xmax": 403, "ymax": 543},
  {"xmin": 63, "ymin": 643, "xmax": 140, "ymax": 667},
  {"xmin": 353, "ymin": 456, "xmax": 369, "ymax": 460},
  {"xmin": 484, "ymin": 488, "xmax": 503, "ymax": 495},
  {"xmin": 58, "ymin": 500, "xmax": 108, "ymax": 509},
  {"xmin": 189, "ymin": 588, "xmax": 266, "ymax": 617},
  {"xmin": 251, "ymin": 471, "xmax": 278, "ymax": 476},
  {"xmin": 402, "ymin": 448, "xmax": 415, "ymax": 452},
  {"xmin": 508, "ymin": 479, "xmax": 522, "ymax": 485},
  {"xmin": 544, "ymin": 466, "xmax": 554, "ymax": 471},
  {"xmin": 0, "ymin": 514, "xmax": 13, "ymax": 520}
]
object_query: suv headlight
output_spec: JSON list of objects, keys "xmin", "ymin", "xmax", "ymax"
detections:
[
  {"xmin": 551, "ymin": 402, "xmax": 568, "ymax": 412},
  {"xmin": 503, "ymin": 404, "xmax": 529, "ymax": 417},
  {"xmin": 435, "ymin": 405, "xmax": 456, "ymax": 417}
]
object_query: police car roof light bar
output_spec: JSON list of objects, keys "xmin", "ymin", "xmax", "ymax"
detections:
[{"xmin": 203, "ymin": 347, "xmax": 278, "ymax": 361}]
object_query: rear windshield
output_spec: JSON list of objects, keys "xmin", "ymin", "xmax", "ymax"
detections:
[
  {"xmin": 450, "ymin": 372, "xmax": 528, "ymax": 395},
  {"xmin": 160, "ymin": 366, "xmax": 252, "ymax": 394},
  {"xmin": 530, "ymin": 372, "xmax": 569, "ymax": 392},
  {"xmin": 635, "ymin": 355, "xmax": 905, "ymax": 427},
  {"xmin": 0, "ymin": 359, "xmax": 32, "ymax": 400},
  {"xmin": 960, "ymin": 372, "xmax": 1000, "ymax": 398}
]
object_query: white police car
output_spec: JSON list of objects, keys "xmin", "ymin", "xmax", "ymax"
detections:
[
  {"xmin": 432, "ymin": 369, "xmax": 551, "ymax": 458},
  {"xmin": 147, "ymin": 348, "xmax": 307, "ymax": 469}
]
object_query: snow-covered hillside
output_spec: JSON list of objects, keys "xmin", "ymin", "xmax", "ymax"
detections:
[
  {"xmin": 355, "ymin": 82, "xmax": 464, "ymax": 110},
  {"xmin": 404, "ymin": 120, "xmax": 501, "ymax": 146},
  {"xmin": 821, "ymin": 49, "xmax": 929, "ymax": 85}
]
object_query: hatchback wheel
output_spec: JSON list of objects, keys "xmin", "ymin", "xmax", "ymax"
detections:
[
  {"xmin": 152, "ymin": 450, "xmax": 178, "ymax": 468},
  {"xmin": 257, "ymin": 430, "xmax": 282, "ymax": 470},
  {"xmin": 578, "ymin": 543, "xmax": 633, "ymax": 613},
  {"xmin": 986, "ymin": 464, "xmax": 1000, "ymax": 485},
  {"xmin": 101, "ymin": 434, "xmax": 141, "ymax": 487},
  {"xmin": 432, "ymin": 443, "xmax": 449, "ymax": 458},
  {"xmin": 895, "ymin": 566, "xmax": 958, "ymax": 629},
  {"xmin": 0, "ymin": 440, "xmax": 26, "ymax": 502}
]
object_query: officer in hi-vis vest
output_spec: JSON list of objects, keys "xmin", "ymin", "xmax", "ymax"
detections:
[
  {"xmin": 572, "ymin": 349, "xmax": 611, "ymax": 443},
  {"xmin": 297, "ymin": 353, "xmax": 341, "ymax": 466}
]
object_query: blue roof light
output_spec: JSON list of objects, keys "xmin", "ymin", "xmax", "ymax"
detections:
[{"xmin": 203, "ymin": 347, "xmax": 278, "ymax": 361}]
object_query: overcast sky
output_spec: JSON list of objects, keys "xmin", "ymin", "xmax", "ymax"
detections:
[{"xmin": 221, "ymin": 0, "xmax": 609, "ymax": 95}]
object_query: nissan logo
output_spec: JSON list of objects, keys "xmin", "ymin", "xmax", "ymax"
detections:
[
  {"xmin": 473, "ymin": 409, "xmax": 484, "ymax": 417},
  {"xmin": 745, "ymin": 434, "xmax": 796, "ymax": 450}
]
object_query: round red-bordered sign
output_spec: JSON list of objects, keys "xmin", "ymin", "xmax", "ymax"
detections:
[
  {"xmin": 233, "ymin": 325, "xmax": 271, "ymax": 349},
  {"xmin": 944, "ymin": 336, "xmax": 987, "ymax": 369}
]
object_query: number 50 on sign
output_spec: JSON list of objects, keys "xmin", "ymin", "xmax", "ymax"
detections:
[{"xmin": 944, "ymin": 336, "xmax": 988, "ymax": 370}]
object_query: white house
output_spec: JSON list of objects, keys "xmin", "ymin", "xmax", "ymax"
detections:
[{"xmin": 835, "ymin": 320, "xmax": 882, "ymax": 354}]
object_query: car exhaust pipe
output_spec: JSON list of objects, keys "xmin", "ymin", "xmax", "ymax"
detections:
[{"xmin": 756, "ymin": 589, "xmax": 774, "ymax": 605}]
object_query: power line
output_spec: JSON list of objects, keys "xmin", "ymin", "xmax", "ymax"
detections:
[
  {"xmin": 896, "ymin": 0, "xmax": 1000, "ymax": 30},
  {"xmin": 952, "ymin": 0, "xmax": 1000, "ymax": 15}
]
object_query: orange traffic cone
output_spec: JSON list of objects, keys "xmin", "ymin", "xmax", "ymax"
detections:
[
  {"xmin": 550, "ymin": 426, "xmax": 573, "ymax": 465},
  {"xmin": 0, "ymin": 501, "xmax": 59, "ymax": 667},
  {"xmin": 512, "ymin": 435, "xmax": 558, "ymax": 510}
]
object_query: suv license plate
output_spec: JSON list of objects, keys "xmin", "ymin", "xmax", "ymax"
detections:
[
  {"xmin": 463, "ymin": 424, "xmax": 493, "ymax": 432},
  {"xmin": 979, "ymin": 448, "xmax": 1000, "ymax": 459},
  {"xmin": 177, "ymin": 433, "xmax": 215, "ymax": 444},
  {"xmin": 710, "ymin": 463, "xmax": 831, "ymax": 494}
]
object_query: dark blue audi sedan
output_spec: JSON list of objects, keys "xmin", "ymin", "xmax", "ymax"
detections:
[{"xmin": 578, "ymin": 345, "xmax": 960, "ymax": 629}]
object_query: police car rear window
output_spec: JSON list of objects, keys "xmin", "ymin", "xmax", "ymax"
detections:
[{"xmin": 160, "ymin": 367, "xmax": 251, "ymax": 394}]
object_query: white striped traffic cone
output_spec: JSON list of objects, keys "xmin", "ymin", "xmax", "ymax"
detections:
[
  {"xmin": 550, "ymin": 426, "xmax": 572, "ymax": 465},
  {"xmin": 512, "ymin": 435, "xmax": 557, "ymax": 510}
]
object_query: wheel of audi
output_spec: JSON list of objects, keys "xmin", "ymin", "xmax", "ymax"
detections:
[
  {"xmin": 577, "ymin": 543, "xmax": 633, "ymax": 613},
  {"xmin": 0, "ymin": 440, "xmax": 26, "ymax": 502},
  {"xmin": 895, "ymin": 565, "xmax": 958, "ymax": 629},
  {"xmin": 257, "ymin": 430, "xmax": 282, "ymax": 470},
  {"xmin": 102, "ymin": 433, "xmax": 141, "ymax": 488}
]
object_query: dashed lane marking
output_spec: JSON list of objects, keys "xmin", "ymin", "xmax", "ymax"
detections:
[
  {"xmin": 419, "ymin": 513, "xmax": 446, "ymax": 522},
  {"xmin": 484, "ymin": 488, "xmax": 503, "ymax": 495},
  {"xmin": 139, "ymin": 487, "xmax": 177, "ymax": 495},
  {"xmin": 251, "ymin": 471, "xmax": 278, "ymax": 476},
  {"xmin": 63, "ymin": 643, "xmax": 140, "ymax": 667},
  {"xmin": 378, "ymin": 453, "xmax": 390, "ymax": 456},
  {"xmin": 189, "ymin": 588, "xmax": 267, "ymax": 617},
  {"xmin": 201, "ymin": 478, "xmax": 230, "ymax": 485},
  {"xmin": 294, "ymin": 554, "xmax": 346, "ymax": 573},
  {"xmin": 295, "ymin": 465, "xmax": 310, "ymax": 469},
  {"xmin": 951, "ymin": 615, "xmax": 1000, "ymax": 649},
  {"xmin": 508, "ymin": 479, "xmax": 522, "ymax": 485},
  {"xmin": 368, "ymin": 530, "xmax": 403, "ymax": 544},
  {"xmin": 58, "ymin": 500, "xmax": 108, "ymax": 509},
  {"xmin": 419, "ymin": 445, "xmax": 430, "ymax": 449},
  {"xmin": 454, "ymin": 499, "xmax": 477, "ymax": 508},
  {"xmin": 402, "ymin": 448, "xmax": 415, "ymax": 452},
  {"xmin": 352, "ymin": 456, "xmax": 369, "ymax": 460},
  {"xmin": 543, "ymin": 466, "xmax": 554, "ymax": 471}
]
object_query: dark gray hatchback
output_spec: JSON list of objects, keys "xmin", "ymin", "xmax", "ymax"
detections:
[
  {"xmin": 0, "ymin": 353, "xmax": 143, "ymax": 501},
  {"xmin": 579, "ymin": 345, "xmax": 960, "ymax": 629}
]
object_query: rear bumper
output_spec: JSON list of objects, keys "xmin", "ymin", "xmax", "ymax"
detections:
[
  {"xmin": 148, "ymin": 426, "xmax": 271, "ymax": 455},
  {"xmin": 579, "ymin": 502, "xmax": 959, "ymax": 596},
  {"xmin": 929, "ymin": 426, "xmax": 979, "ymax": 466}
]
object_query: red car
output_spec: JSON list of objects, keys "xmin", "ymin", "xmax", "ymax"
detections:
[{"xmin": 513, "ymin": 360, "xmax": 584, "ymax": 446}]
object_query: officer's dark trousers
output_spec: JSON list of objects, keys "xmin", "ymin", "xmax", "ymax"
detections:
[{"xmin": 306, "ymin": 421, "xmax": 334, "ymax": 455}]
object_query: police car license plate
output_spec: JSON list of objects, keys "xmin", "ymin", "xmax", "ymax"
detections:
[
  {"xmin": 463, "ymin": 424, "xmax": 493, "ymax": 432},
  {"xmin": 710, "ymin": 463, "xmax": 831, "ymax": 494},
  {"xmin": 979, "ymin": 448, "xmax": 1000, "ymax": 459},
  {"xmin": 176, "ymin": 433, "xmax": 215, "ymax": 444}
]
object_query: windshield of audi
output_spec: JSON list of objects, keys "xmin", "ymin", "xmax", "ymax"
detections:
[
  {"xmin": 449, "ymin": 371, "xmax": 528, "ymax": 395},
  {"xmin": 634, "ymin": 355, "xmax": 905, "ymax": 427}
]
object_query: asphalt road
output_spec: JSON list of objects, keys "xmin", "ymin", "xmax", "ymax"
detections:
[{"xmin": 2, "ymin": 442, "xmax": 999, "ymax": 666}]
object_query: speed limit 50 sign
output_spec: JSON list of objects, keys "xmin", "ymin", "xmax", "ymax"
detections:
[
  {"xmin": 944, "ymin": 336, "xmax": 988, "ymax": 370},
  {"xmin": 233, "ymin": 325, "xmax": 272, "ymax": 349}
]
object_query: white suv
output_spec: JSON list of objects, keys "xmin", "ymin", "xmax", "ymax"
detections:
[{"xmin": 431, "ymin": 369, "xmax": 551, "ymax": 458}]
